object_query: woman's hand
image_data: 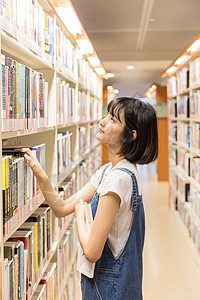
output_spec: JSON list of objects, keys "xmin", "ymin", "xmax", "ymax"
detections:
[
  {"xmin": 75, "ymin": 199, "xmax": 86, "ymax": 222},
  {"xmin": 22, "ymin": 148, "xmax": 44, "ymax": 178}
]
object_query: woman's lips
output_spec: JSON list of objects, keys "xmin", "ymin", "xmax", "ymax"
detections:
[{"xmin": 98, "ymin": 128, "xmax": 104, "ymax": 133}]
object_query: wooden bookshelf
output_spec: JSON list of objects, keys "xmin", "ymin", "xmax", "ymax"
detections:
[
  {"xmin": 163, "ymin": 33, "xmax": 200, "ymax": 261},
  {"xmin": 0, "ymin": 0, "xmax": 104, "ymax": 299}
]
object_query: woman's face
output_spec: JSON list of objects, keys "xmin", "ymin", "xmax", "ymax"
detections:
[{"xmin": 96, "ymin": 109, "xmax": 125, "ymax": 147}]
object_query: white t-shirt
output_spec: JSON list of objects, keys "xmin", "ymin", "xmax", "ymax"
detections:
[{"xmin": 90, "ymin": 159, "xmax": 142, "ymax": 259}]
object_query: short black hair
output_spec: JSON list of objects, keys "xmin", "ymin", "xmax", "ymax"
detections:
[{"xmin": 107, "ymin": 97, "xmax": 158, "ymax": 165}]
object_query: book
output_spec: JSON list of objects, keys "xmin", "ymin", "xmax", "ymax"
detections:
[
  {"xmin": 77, "ymin": 203, "xmax": 95, "ymax": 278},
  {"xmin": 4, "ymin": 240, "xmax": 24, "ymax": 300},
  {"xmin": 9, "ymin": 230, "xmax": 33, "ymax": 299},
  {"xmin": 27, "ymin": 212, "xmax": 44, "ymax": 274}
]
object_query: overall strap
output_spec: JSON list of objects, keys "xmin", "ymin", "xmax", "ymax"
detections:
[
  {"xmin": 97, "ymin": 164, "xmax": 111, "ymax": 189},
  {"xmin": 114, "ymin": 167, "xmax": 142, "ymax": 212}
]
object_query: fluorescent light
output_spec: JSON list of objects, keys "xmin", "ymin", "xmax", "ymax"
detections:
[
  {"xmin": 95, "ymin": 67, "xmax": 105, "ymax": 76},
  {"xmin": 55, "ymin": 7, "xmax": 82, "ymax": 35},
  {"xmin": 174, "ymin": 55, "xmax": 190, "ymax": 65},
  {"xmin": 76, "ymin": 39, "xmax": 93, "ymax": 54},
  {"xmin": 107, "ymin": 85, "xmax": 113, "ymax": 91},
  {"xmin": 113, "ymin": 89, "xmax": 119, "ymax": 94},
  {"xmin": 106, "ymin": 73, "xmax": 115, "ymax": 78},
  {"xmin": 187, "ymin": 40, "xmax": 200, "ymax": 53},
  {"xmin": 87, "ymin": 56, "xmax": 100, "ymax": 67},
  {"xmin": 166, "ymin": 66, "xmax": 177, "ymax": 74},
  {"xmin": 126, "ymin": 65, "xmax": 135, "ymax": 70}
]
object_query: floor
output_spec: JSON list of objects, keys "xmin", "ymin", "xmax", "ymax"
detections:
[{"xmin": 138, "ymin": 162, "xmax": 200, "ymax": 300}]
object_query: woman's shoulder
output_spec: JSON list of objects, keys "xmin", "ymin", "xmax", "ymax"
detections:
[{"xmin": 112, "ymin": 159, "xmax": 137, "ymax": 174}]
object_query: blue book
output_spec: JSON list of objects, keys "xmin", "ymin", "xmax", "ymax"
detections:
[{"xmin": 21, "ymin": 64, "xmax": 26, "ymax": 120}]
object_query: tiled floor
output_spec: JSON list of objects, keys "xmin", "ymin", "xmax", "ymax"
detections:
[{"xmin": 138, "ymin": 162, "xmax": 200, "ymax": 300}]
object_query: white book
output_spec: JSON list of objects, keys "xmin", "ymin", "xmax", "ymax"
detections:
[{"xmin": 77, "ymin": 203, "xmax": 95, "ymax": 278}]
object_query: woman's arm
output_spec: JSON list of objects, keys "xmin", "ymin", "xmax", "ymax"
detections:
[
  {"xmin": 75, "ymin": 191, "xmax": 121, "ymax": 263},
  {"xmin": 23, "ymin": 148, "xmax": 96, "ymax": 218}
]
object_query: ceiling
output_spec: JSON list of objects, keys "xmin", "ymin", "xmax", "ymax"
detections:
[{"xmin": 71, "ymin": 0, "xmax": 200, "ymax": 97}]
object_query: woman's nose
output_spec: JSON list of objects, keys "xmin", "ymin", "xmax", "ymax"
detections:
[{"xmin": 100, "ymin": 115, "xmax": 109, "ymax": 127}]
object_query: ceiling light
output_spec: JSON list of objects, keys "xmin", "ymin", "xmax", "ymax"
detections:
[
  {"xmin": 187, "ymin": 40, "xmax": 200, "ymax": 53},
  {"xmin": 76, "ymin": 39, "xmax": 93, "ymax": 54},
  {"xmin": 166, "ymin": 66, "xmax": 177, "ymax": 74},
  {"xmin": 95, "ymin": 67, "xmax": 105, "ymax": 76},
  {"xmin": 152, "ymin": 84, "xmax": 156, "ymax": 89},
  {"xmin": 150, "ymin": 17, "xmax": 157, "ymax": 22},
  {"xmin": 87, "ymin": 57, "xmax": 100, "ymax": 67},
  {"xmin": 126, "ymin": 65, "xmax": 135, "ymax": 70},
  {"xmin": 114, "ymin": 89, "xmax": 119, "ymax": 94},
  {"xmin": 106, "ymin": 73, "xmax": 115, "ymax": 78},
  {"xmin": 174, "ymin": 55, "xmax": 190, "ymax": 65},
  {"xmin": 55, "ymin": 7, "xmax": 83, "ymax": 35},
  {"xmin": 107, "ymin": 86, "xmax": 113, "ymax": 91}
]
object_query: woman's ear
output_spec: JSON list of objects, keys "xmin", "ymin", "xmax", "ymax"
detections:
[{"xmin": 132, "ymin": 130, "xmax": 137, "ymax": 140}]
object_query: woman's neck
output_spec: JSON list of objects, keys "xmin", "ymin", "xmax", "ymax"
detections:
[{"xmin": 108, "ymin": 145, "xmax": 125, "ymax": 168}]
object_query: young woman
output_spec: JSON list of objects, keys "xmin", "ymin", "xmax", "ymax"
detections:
[{"xmin": 23, "ymin": 97, "xmax": 158, "ymax": 300}]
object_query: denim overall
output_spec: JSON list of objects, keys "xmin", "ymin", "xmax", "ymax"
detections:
[{"xmin": 81, "ymin": 165, "xmax": 145, "ymax": 300}]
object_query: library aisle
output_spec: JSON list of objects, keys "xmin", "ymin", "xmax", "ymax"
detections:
[{"xmin": 138, "ymin": 163, "xmax": 200, "ymax": 300}]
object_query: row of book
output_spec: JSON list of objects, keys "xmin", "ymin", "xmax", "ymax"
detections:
[
  {"xmin": 79, "ymin": 127, "xmax": 87, "ymax": 158},
  {"xmin": 177, "ymin": 123, "xmax": 190, "ymax": 148},
  {"xmin": 0, "ymin": 0, "xmax": 54, "ymax": 64},
  {"xmin": 78, "ymin": 54, "xmax": 102, "ymax": 98},
  {"xmin": 169, "ymin": 153, "xmax": 200, "ymax": 256},
  {"xmin": 56, "ymin": 26, "xmax": 75, "ymax": 77},
  {"xmin": 58, "ymin": 218, "xmax": 78, "ymax": 295},
  {"xmin": 2, "ymin": 144, "xmax": 45, "ymax": 236},
  {"xmin": 57, "ymin": 132, "xmax": 73, "ymax": 183},
  {"xmin": 177, "ymin": 67, "xmax": 189, "ymax": 94},
  {"xmin": 189, "ymin": 186, "xmax": 200, "ymax": 220},
  {"xmin": 177, "ymin": 196, "xmax": 200, "ymax": 256},
  {"xmin": 78, "ymin": 146, "xmax": 102, "ymax": 189},
  {"xmin": 168, "ymin": 91, "xmax": 200, "ymax": 119},
  {"xmin": 190, "ymin": 90, "xmax": 200, "ymax": 119},
  {"xmin": 4, "ymin": 204, "xmax": 53, "ymax": 300},
  {"xmin": 177, "ymin": 147, "xmax": 190, "ymax": 175},
  {"xmin": 177, "ymin": 173, "xmax": 190, "ymax": 203},
  {"xmin": 169, "ymin": 123, "xmax": 177, "ymax": 142},
  {"xmin": 190, "ymin": 123, "xmax": 200, "ymax": 154},
  {"xmin": 168, "ymin": 57, "xmax": 200, "ymax": 97},
  {"xmin": 61, "ymin": 264, "xmax": 80, "ymax": 300},
  {"xmin": 90, "ymin": 97, "xmax": 101, "ymax": 121},
  {"xmin": 3, "ymin": 169, "xmax": 78, "ymax": 300},
  {"xmin": 177, "ymin": 96, "xmax": 189, "ymax": 118},
  {"xmin": 190, "ymin": 56, "xmax": 200, "ymax": 88},
  {"xmin": 56, "ymin": 173, "xmax": 76, "ymax": 237},
  {"xmin": 190, "ymin": 156, "xmax": 200, "ymax": 185},
  {"xmin": 169, "ymin": 144, "xmax": 177, "ymax": 167},
  {"xmin": 170, "ymin": 143, "xmax": 200, "ymax": 192},
  {"xmin": 1, "ymin": 54, "xmax": 48, "ymax": 132},
  {"xmin": 56, "ymin": 78, "xmax": 75, "ymax": 126},
  {"xmin": 78, "ymin": 91, "xmax": 88, "ymax": 122},
  {"xmin": 168, "ymin": 99, "xmax": 177, "ymax": 119}
]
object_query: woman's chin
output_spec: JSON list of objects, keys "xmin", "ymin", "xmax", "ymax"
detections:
[{"xmin": 96, "ymin": 133, "xmax": 101, "ymax": 140}]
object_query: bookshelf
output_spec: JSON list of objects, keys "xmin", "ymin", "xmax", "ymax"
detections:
[
  {"xmin": 163, "ymin": 33, "xmax": 200, "ymax": 261},
  {"xmin": 145, "ymin": 84, "xmax": 168, "ymax": 181},
  {"xmin": 0, "ymin": 0, "xmax": 104, "ymax": 299}
]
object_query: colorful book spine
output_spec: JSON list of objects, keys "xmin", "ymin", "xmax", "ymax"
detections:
[{"xmin": 1, "ymin": 56, "xmax": 48, "ymax": 132}]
